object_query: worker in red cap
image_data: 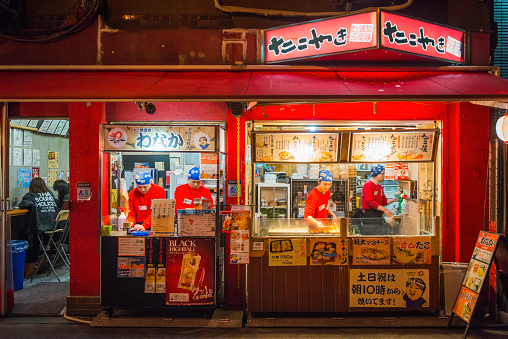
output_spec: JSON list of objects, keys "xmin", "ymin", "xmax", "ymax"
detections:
[
  {"xmin": 128, "ymin": 171, "xmax": 166, "ymax": 231},
  {"xmin": 174, "ymin": 166, "xmax": 214, "ymax": 214},
  {"xmin": 304, "ymin": 169, "xmax": 338, "ymax": 228}
]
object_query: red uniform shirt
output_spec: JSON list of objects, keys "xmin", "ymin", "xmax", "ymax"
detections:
[
  {"xmin": 174, "ymin": 183, "xmax": 214, "ymax": 214},
  {"xmin": 127, "ymin": 184, "xmax": 166, "ymax": 230},
  {"xmin": 304, "ymin": 187, "xmax": 330, "ymax": 219},
  {"xmin": 361, "ymin": 179, "xmax": 388, "ymax": 211}
]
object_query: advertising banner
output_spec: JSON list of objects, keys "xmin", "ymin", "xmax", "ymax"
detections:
[
  {"xmin": 350, "ymin": 130, "xmax": 436, "ymax": 162},
  {"xmin": 310, "ymin": 238, "xmax": 348, "ymax": 265},
  {"xmin": 350, "ymin": 269, "xmax": 430, "ymax": 308},
  {"xmin": 166, "ymin": 238, "xmax": 214, "ymax": 305},
  {"xmin": 104, "ymin": 125, "xmax": 216, "ymax": 152},
  {"xmin": 352, "ymin": 237, "xmax": 391, "ymax": 265},
  {"xmin": 255, "ymin": 132, "xmax": 339, "ymax": 162},
  {"xmin": 392, "ymin": 237, "xmax": 431, "ymax": 264},
  {"xmin": 230, "ymin": 230, "xmax": 250, "ymax": 264},
  {"xmin": 268, "ymin": 239, "xmax": 307, "ymax": 266}
]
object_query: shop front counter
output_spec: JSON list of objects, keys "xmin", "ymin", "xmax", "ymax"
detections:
[
  {"xmin": 248, "ymin": 217, "xmax": 440, "ymax": 314},
  {"xmin": 101, "ymin": 235, "xmax": 216, "ymax": 315}
]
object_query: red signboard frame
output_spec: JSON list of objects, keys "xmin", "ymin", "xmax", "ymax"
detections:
[
  {"xmin": 263, "ymin": 10, "xmax": 465, "ymax": 64},
  {"xmin": 380, "ymin": 10, "xmax": 465, "ymax": 64},
  {"xmin": 263, "ymin": 11, "xmax": 378, "ymax": 63}
]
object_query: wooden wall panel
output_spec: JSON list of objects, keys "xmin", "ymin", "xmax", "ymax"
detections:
[
  {"xmin": 248, "ymin": 257, "xmax": 262, "ymax": 312},
  {"xmin": 272, "ymin": 267, "xmax": 286, "ymax": 312},
  {"xmin": 285, "ymin": 267, "xmax": 299, "ymax": 312},
  {"xmin": 261, "ymin": 254, "xmax": 273, "ymax": 312},
  {"xmin": 297, "ymin": 264, "xmax": 310, "ymax": 312}
]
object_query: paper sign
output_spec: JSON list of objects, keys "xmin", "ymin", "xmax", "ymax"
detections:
[
  {"xmin": 118, "ymin": 237, "xmax": 146, "ymax": 257},
  {"xmin": 269, "ymin": 239, "xmax": 307, "ymax": 266},
  {"xmin": 17, "ymin": 168, "xmax": 31, "ymax": 188},
  {"xmin": 200, "ymin": 153, "xmax": 218, "ymax": 178},
  {"xmin": 177, "ymin": 210, "xmax": 215, "ymax": 237},
  {"xmin": 310, "ymin": 238, "xmax": 348, "ymax": 265},
  {"xmin": 230, "ymin": 230, "xmax": 249, "ymax": 264},
  {"xmin": 473, "ymin": 231, "xmax": 499, "ymax": 264},
  {"xmin": 32, "ymin": 167, "xmax": 40, "ymax": 179},
  {"xmin": 151, "ymin": 199, "xmax": 176, "ymax": 234},
  {"xmin": 392, "ymin": 237, "xmax": 431, "ymax": 264},
  {"xmin": 48, "ymin": 151, "xmax": 59, "ymax": 168},
  {"xmin": 155, "ymin": 162, "xmax": 165, "ymax": 170},
  {"xmin": 32, "ymin": 149, "xmax": 40, "ymax": 166},
  {"xmin": 352, "ymin": 237, "xmax": 391, "ymax": 265},
  {"xmin": 76, "ymin": 182, "xmax": 91, "ymax": 201},
  {"xmin": 350, "ymin": 269, "xmax": 430, "ymax": 308}
]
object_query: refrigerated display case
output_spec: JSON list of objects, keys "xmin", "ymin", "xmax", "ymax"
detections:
[{"xmin": 256, "ymin": 183, "xmax": 290, "ymax": 219}]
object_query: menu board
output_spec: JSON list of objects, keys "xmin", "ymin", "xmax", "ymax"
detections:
[
  {"xmin": 254, "ymin": 133, "xmax": 339, "ymax": 162},
  {"xmin": 104, "ymin": 125, "xmax": 216, "ymax": 152},
  {"xmin": 310, "ymin": 238, "xmax": 348, "ymax": 265},
  {"xmin": 230, "ymin": 230, "xmax": 249, "ymax": 264},
  {"xmin": 268, "ymin": 239, "xmax": 307, "ymax": 266},
  {"xmin": 350, "ymin": 269, "xmax": 430, "ymax": 308},
  {"xmin": 350, "ymin": 130, "xmax": 436, "ymax": 162},
  {"xmin": 177, "ymin": 210, "xmax": 215, "ymax": 237},
  {"xmin": 392, "ymin": 237, "xmax": 431, "ymax": 265},
  {"xmin": 451, "ymin": 231, "xmax": 500, "ymax": 323},
  {"xmin": 352, "ymin": 237, "xmax": 391, "ymax": 265},
  {"xmin": 151, "ymin": 199, "xmax": 176, "ymax": 234}
]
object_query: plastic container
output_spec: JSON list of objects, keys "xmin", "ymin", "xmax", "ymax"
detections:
[
  {"xmin": 7, "ymin": 240, "xmax": 29, "ymax": 292},
  {"xmin": 442, "ymin": 262, "xmax": 469, "ymax": 316},
  {"xmin": 400, "ymin": 195, "xmax": 409, "ymax": 215},
  {"xmin": 117, "ymin": 208, "xmax": 127, "ymax": 231}
]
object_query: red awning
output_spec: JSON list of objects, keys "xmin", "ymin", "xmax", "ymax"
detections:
[{"xmin": 1, "ymin": 67, "xmax": 508, "ymax": 102}]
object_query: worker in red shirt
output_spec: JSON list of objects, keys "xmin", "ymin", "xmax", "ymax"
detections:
[
  {"xmin": 304, "ymin": 170, "xmax": 338, "ymax": 229},
  {"xmin": 174, "ymin": 166, "xmax": 214, "ymax": 214},
  {"xmin": 128, "ymin": 171, "xmax": 166, "ymax": 231},
  {"xmin": 361, "ymin": 164, "xmax": 397, "ymax": 235}
]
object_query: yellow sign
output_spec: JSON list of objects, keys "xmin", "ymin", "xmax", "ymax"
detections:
[
  {"xmin": 352, "ymin": 237, "xmax": 391, "ymax": 265},
  {"xmin": 392, "ymin": 236, "xmax": 431, "ymax": 264},
  {"xmin": 255, "ymin": 133, "xmax": 338, "ymax": 162},
  {"xmin": 104, "ymin": 125, "xmax": 216, "ymax": 151},
  {"xmin": 350, "ymin": 269, "xmax": 430, "ymax": 308},
  {"xmin": 268, "ymin": 239, "xmax": 307, "ymax": 266},
  {"xmin": 310, "ymin": 238, "xmax": 348, "ymax": 265},
  {"xmin": 48, "ymin": 151, "xmax": 59, "ymax": 168}
]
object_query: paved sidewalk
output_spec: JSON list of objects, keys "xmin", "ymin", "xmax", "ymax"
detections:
[{"xmin": 1, "ymin": 316, "xmax": 508, "ymax": 339}]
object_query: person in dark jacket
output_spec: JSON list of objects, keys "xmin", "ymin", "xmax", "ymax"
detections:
[
  {"xmin": 19, "ymin": 177, "xmax": 59, "ymax": 262},
  {"xmin": 53, "ymin": 179, "xmax": 69, "ymax": 211}
]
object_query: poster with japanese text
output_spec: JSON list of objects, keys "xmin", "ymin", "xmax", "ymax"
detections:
[
  {"xmin": 17, "ymin": 168, "xmax": 31, "ymax": 188},
  {"xmin": 350, "ymin": 269, "xmax": 430, "ymax": 308},
  {"xmin": 117, "ymin": 257, "xmax": 146, "ymax": 278},
  {"xmin": 352, "ymin": 237, "xmax": 391, "ymax": 265},
  {"xmin": 48, "ymin": 151, "xmax": 59, "ymax": 168},
  {"xmin": 392, "ymin": 237, "xmax": 431, "ymax": 264},
  {"xmin": 23, "ymin": 149, "xmax": 32, "ymax": 167},
  {"xmin": 452, "ymin": 286, "xmax": 478, "ymax": 323},
  {"xmin": 268, "ymin": 239, "xmax": 307, "ymax": 266},
  {"xmin": 472, "ymin": 231, "xmax": 499, "ymax": 264},
  {"xmin": 255, "ymin": 133, "xmax": 339, "ymax": 162},
  {"xmin": 32, "ymin": 167, "xmax": 39, "ymax": 179},
  {"xmin": 177, "ymin": 209, "xmax": 215, "ymax": 237},
  {"xmin": 200, "ymin": 153, "xmax": 218, "ymax": 178},
  {"xmin": 32, "ymin": 149, "xmax": 40, "ymax": 166},
  {"xmin": 166, "ymin": 238, "xmax": 214, "ymax": 305},
  {"xmin": 104, "ymin": 125, "xmax": 216, "ymax": 152},
  {"xmin": 23, "ymin": 130, "xmax": 32, "ymax": 148},
  {"xmin": 310, "ymin": 238, "xmax": 348, "ymax": 265},
  {"xmin": 230, "ymin": 230, "xmax": 249, "ymax": 264},
  {"xmin": 350, "ymin": 130, "xmax": 436, "ymax": 162}
]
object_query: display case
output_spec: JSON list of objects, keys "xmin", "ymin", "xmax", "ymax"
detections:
[{"xmin": 256, "ymin": 183, "xmax": 290, "ymax": 219}]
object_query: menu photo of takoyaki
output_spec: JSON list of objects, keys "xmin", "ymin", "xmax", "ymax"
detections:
[
  {"xmin": 278, "ymin": 151, "xmax": 294, "ymax": 161},
  {"xmin": 360, "ymin": 246, "xmax": 388, "ymax": 261},
  {"xmin": 311, "ymin": 241, "xmax": 337, "ymax": 265},
  {"xmin": 270, "ymin": 240, "xmax": 293, "ymax": 253},
  {"xmin": 393, "ymin": 246, "xmax": 421, "ymax": 264}
]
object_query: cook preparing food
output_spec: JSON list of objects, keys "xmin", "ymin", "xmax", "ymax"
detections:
[{"xmin": 304, "ymin": 169, "xmax": 339, "ymax": 230}]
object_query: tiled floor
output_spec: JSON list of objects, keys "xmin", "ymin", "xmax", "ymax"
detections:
[{"xmin": 25, "ymin": 262, "xmax": 70, "ymax": 286}]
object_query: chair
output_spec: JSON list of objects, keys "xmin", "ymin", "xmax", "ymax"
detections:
[{"xmin": 31, "ymin": 210, "xmax": 70, "ymax": 282}]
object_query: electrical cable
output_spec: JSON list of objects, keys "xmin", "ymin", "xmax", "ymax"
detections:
[
  {"xmin": 63, "ymin": 307, "xmax": 92, "ymax": 324},
  {"xmin": 214, "ymin": 0, "xmax": 413, "ymax": 18},
  {"xmin": 0, "ymin": 0, "xmax": 99, "ymax": 43}
]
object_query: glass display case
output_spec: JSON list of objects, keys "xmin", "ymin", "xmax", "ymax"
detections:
[{"xmin": 256, "ymin": 183, "xmax": 290, "ymax": 219}]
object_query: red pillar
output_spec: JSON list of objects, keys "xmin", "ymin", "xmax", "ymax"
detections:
[{"xmin": 68, "ymin": 102, "xmax": 105, "ymax": 296}]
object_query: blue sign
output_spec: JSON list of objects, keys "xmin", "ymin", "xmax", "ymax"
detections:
[{"xmin": 17, "ymin": 168, "xmax": 31, "ymax": 188}]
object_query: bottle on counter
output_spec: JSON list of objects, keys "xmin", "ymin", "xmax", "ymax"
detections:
[
  {"xmin": 400, "ymin": 195, "xmax": 409, "ymax": 215},
  {"xmin": 117, "ymin": 207, "xmax": 127, "ymax": 231}
]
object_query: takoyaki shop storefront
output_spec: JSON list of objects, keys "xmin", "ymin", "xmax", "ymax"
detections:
[{"xmin": 1, "ymin": 13, "xmax": 508, "ymax": 325}]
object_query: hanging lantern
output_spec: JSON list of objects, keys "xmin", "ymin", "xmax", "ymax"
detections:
[{"xmin": 496, "ymin": 115, "xmax": 508, "ymax": 143}]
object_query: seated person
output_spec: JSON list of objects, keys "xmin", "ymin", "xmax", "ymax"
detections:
[
  {"xmin": 53, "ymin": 179, "xmax": 69, "ymax": 211},
  {"xmin": 128, "ymin": 171, "xmax": 166, "ymax": 231},
  {"xmin": 304, "ymin": 170, "xmax": 338, "ymax": 229},
  {"xmin": 18, "ymin": 177, "xmax": 59, "ymax": 263},
  {"xmin": 174, "ymin": 166, "xmax": 214, "ymax": 214}
]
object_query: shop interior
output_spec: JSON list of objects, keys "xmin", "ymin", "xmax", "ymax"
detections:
[{"xmin": 246, "ymin": 121, "xmax": 441, "ymax": 238}]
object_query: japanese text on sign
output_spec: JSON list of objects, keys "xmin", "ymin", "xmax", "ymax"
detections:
[
  {"xmin": 350, "ymin": 269, "xmax": 429, "ymax": 308},
  {"xmin": 264, "ymin": 12, "xmax": 377, "ymax": 63},
  {"xmin": 269, "ymin": 239, "xmax": 307, "ymax": 266}
]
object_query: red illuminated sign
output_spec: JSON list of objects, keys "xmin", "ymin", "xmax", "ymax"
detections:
[
  {"xmin": 380, "ymin": 11, "xmax": 464, "ymax": 63},
  {"xmin": 264, "ymin": 11, "xmax": 378, "ymax": 63}
]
